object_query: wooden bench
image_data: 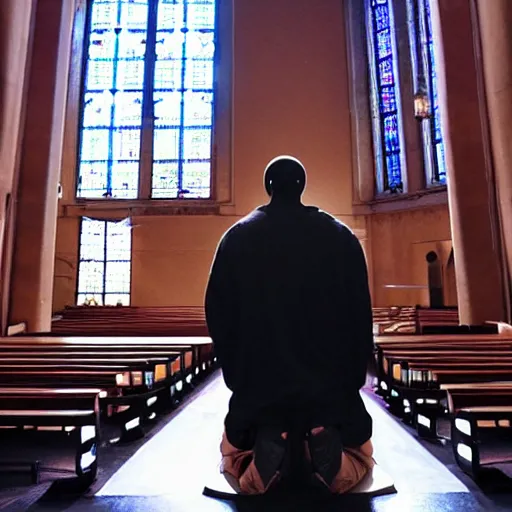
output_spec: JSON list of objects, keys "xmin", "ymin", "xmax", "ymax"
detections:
[
  {"xmin": 8, "ymin": 335, "xmax": 215, "ymax": 380},
  {"xmin": 0, "ymin": 348, "xmax": 190, "ymax": 394},
  {"xmin": 374, "ymin": 333, "xmax": 512, "ymax": 393},
  {"xmin": 438, "ymin": 383, "xmax": 512, "ymax": 479},
  {"xmin": 372, "ymin": 306, "xmax": 459, "ymax": 335},
  {"xmin": 0, "ymin": 356, "xmax": 169, "ymax": 441},
  {"xmin": 47, "ymin": 306, "xmax": 216, "ymax": 376},
  {"xmin": 0, "ymin": 317, "xmax": 214, "ymax": 488},
  {"xmin": 50, "ymin": 306, "xmax": 209, "ymax": 337},
  {"xmin": 0, "ymin": 387, "xmax": 100, "ymax": 487},
  {"xmin": 373, "ymin": 330, "xmax": 512, "ymax": 478},
  {"xmin": 4, "ymin": 335, "xmax": 211, "ymax": 381},
  {"xmin": 0, "ymin": 349, "xmax": 189, "ymax": 413},
  {"xmin": 374, "ymin": 337, "xmax": 511, "ymax": 404},
  {"xmin": 0, "ymin": 336, "xmax": 213, "ymax": 439}
]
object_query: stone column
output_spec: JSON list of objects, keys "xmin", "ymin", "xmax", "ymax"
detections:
[
  {"xmin": 345, "ymin": 0, "xmax": 376, "ymax": 203},
  {"xmin": 429, "ymin": 0, "xmax": 506, "ymax": 324},
  {"xmin": 476, "ymin": 0, "xmax": 512, "ymax": 320},
  {"xmin": 0, "ymin": 0, "xmax": 37, "ymax": 334},
  {"xmin": 8, "ymin": 0, "xmax": 75, "ymax": 331}
]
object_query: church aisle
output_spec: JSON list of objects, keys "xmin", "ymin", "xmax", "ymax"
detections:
[
  {"xmin": 96, "ymin": 373, "xmax": 468, "ymax": 497},
  {"xmin": 31, "ymin": 372, "xmax": 491, "ymax": 511}
]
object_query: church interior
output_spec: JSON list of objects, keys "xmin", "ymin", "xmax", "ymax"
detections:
[{"xmin": 1, "ymin": 0, "xmax": 512, "ymax": 510}]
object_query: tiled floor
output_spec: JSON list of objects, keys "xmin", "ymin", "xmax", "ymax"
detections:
[{"xmin": 23, "ymin": 372, "xmax": 512, "ymax": 511}]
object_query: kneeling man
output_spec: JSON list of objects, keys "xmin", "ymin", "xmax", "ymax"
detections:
[{"xmin": 205, "ymin": 156, "xmax": 374, "ymax": 494}]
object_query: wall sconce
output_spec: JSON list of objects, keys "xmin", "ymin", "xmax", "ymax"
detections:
[{"xmin": 414, "ymin": 82, "xmax": 431, "ymax": 120}]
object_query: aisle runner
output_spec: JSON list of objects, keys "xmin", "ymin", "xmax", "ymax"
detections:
[{"xmin": 97, "ymin": 374, "xmax": 467, "ymax": 497}]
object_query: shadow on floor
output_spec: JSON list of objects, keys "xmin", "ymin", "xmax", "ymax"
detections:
[{"xmin": 221, "ymin": 492, "xmax": 374, "ymax": 512}]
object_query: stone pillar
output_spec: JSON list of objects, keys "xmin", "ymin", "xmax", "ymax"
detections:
[
  {"xmin": 476, "ymin": 0, "xmax": 512, "ymax": 320},
  {"xmin": 429, "ymin": 0, "xmax": 506, "ymax": 324},
  {"xmin": 0, "ymin": 0, "xmax": 37, "ymax": 334},
  {"xmin": 345, "ymin": 0, "xmax": 376, "ymax": 203},
  {"xmin": 8, "ymin": 0, "xmax": 75, "ymax": 331}
]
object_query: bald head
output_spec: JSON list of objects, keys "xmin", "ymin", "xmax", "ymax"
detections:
[{"xmin": 264, "ymin": 156, "xmax": 306, "ymax": 201}]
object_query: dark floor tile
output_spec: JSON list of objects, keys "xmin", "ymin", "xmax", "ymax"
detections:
[{"xmin": 28, "ymin": 492, "xmax": 487, "ymax": 512}]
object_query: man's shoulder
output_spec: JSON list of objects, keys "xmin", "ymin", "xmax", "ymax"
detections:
[
  {"xmin": 313, "ymin": 210, "xmax": 356, "ymax": 238},
  {"xmin": 220, "ymin": 206, "xmax": 356, "ymax": 242},
  {"xmin": 220, "ymin": 208, "xmax": 265, "ymax": 243}
]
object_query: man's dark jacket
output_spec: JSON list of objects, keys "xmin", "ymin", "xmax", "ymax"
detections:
[{"xmin": 205, "ymin": 202, "xmax": 373, "ymax": 449}]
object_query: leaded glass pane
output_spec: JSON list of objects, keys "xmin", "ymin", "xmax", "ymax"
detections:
[
  {"xmin": 77, "ymin": 218, "xmax": 131, "ymax": 305},
  {"xmin": 111, "ymin": 162, "xmax": 140, "ymax": 198},
  {"xmin": 433, "ymin": 107, "xmax": 442, "ymax": 140},
  {"xmin": 105, "ymin": 294, "xmax": 130, "ymax": 306},
  {"xmin": 154, "ymin": 91, "xmax": 182, "ymax": 125},
  {"xmin": 152, "ymin": 0, "xmax": 216, "ymax": 198},
  {"xmin": 182, "ymin": 161, "xmax": 211, "ymax": 198},
  {"xmin": 77, "ymin": 293, "xmax": 104, "ymax": 306},
  {"xmin": 385, "ymin": 154, "xmax": 402, "ymax": 188},
  {"xmin": 105, "ymin": 262, "xmax": 131, "ymax": 293},
  {"xmin": 78, "ymin": 0, "xmax": 217, "ymax": 200},
  {"xmin": 436, "ymin": 143, "xmax": 446, "ymax": 182},
  {"xmin": 183, "ymin": 129, "xmax": 212, "ymax": 160},
  {"xmin": 77, "ymin": 261, "xmax": 105, "ymax": 295},
  {"xmin": 152, "ymin": 163, "xmax": 179, "ymax": 198},
  {"xmin": 183, "ymin": 92, "xmax": 213, "ymax": 126},
  {"xmin": 106, "ymin": 227, "xmax": 131, "ymax": 260},
  {"xmin": 78, "ymin": 219, "xmax": 105, "ymax": 261},
  {"xmin": 378, "ymin": 60, "xmax": 394, "ymax": 86},
  {"xmin": 369, "ymin": 0, "xmax": 403, "ymax": 191},
  {"xmin": 78, "ymin": 162, "xmax": 108, "ymax": 198},
  {"xmin": 383, "ymin": 115, "xmax": 400, "ymax": 153},
  {"xmin": 376, "ymin": 29, "xmax": 392, "ymax": 59},
  {"xmin": 77, "ymin": 0, "xmax": 148, "ymax": 199},
  {"xmin": 424, "ymin": 0, "xmax": 447, "ymax": 183},
  {"xmin": 374, "ymin": 6, "xmax": 389, "ymax": 30},
  {"xmin": 154, "ymin": 128, "xmax": 180, "ymax": 160},
  {"xmin": 381, "ymin": 87, "xmax": 396, "ymax": 113}
]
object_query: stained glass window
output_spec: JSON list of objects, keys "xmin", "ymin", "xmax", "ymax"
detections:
[
  {"xmin": 77, "ymin": 218, "xmax": 132, "ymax": 305},
  {"xmin": 77, "ymin": 0, "xmax": 217, "ymax": 199},
  {"xmin": 423, "ymin": 0, "xmax": 447, "ymax": 184},
  {"xmin": 368, "ymin": 0, "xmax": 403, "ymax": 192}
]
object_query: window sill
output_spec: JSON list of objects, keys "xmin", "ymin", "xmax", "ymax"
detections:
[
  {"xmin": 60, "ymin": 198, "xmax": 225, "ymax": 217},
  {"xmin": 352, "ymin": 186, "xmax": 448, "ymax": 214}
]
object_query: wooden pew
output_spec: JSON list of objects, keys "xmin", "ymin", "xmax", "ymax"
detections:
[
  {"xmin": 372, "ymin": 306, "xmax": 459, "ymax": 335},
  {"xmin": 50, "ymin": 306, "xmax": 209, "ymax": 337},
  {"xmin": 415, "ymin": 307, "xmax": 460, "ymax": 333},
  {"xmin": 48, "ymin": 306, "xmax": 215, "ymax": 375},
  {"xmin": 5, "ymin": 335, "xmax": 214, "ymax": 381},
  {"xmin": 0, "ymin": 349, "xmax": 190, "ymax": 393},
  {"xmin": 0, "ymin": 356, "xmax": 170, "ymax": 441},
  {"xmin": 440, "ymin": 383, "xmax": 512, "ymax": 479},
  {"xmin": 0, "ymin": 349, "xmax": 189, "ymax": 411},
  {"xmin": 372, "ymin": 306, "xmax": 416, "ymax": 335},
  {"xmin": 0, "ymin": 324, "xmax": 214, "ymax": 487},
  {"xmin": 0, "ymin": 387, "xmax": 100, "ymax": 487},
  {"xmin": 373, "ymin": 330, "xmax": 512, "ymax": 480},
  {"xmin": 56, "ymin": 306, "xmax": 206, "ymax": 318},
  {"xmin": 0, "ymin": 336, "xmax": 214, "ymax": 437},
  {"xmin": 374, "ymin": 333, "xmax": 512, "ymax": 390}
]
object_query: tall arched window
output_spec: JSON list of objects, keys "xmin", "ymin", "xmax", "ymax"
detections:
[
  {"xmin": 366, "ymin": 0, "xmax": 405, "ymax": 194},
  {"xmin": 410, "ymin": 0, "xmax": 447, "ymax": 184},
  {"xmin": 77, "ymin": 0, "xmax": 217, "ymax": 200}
]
